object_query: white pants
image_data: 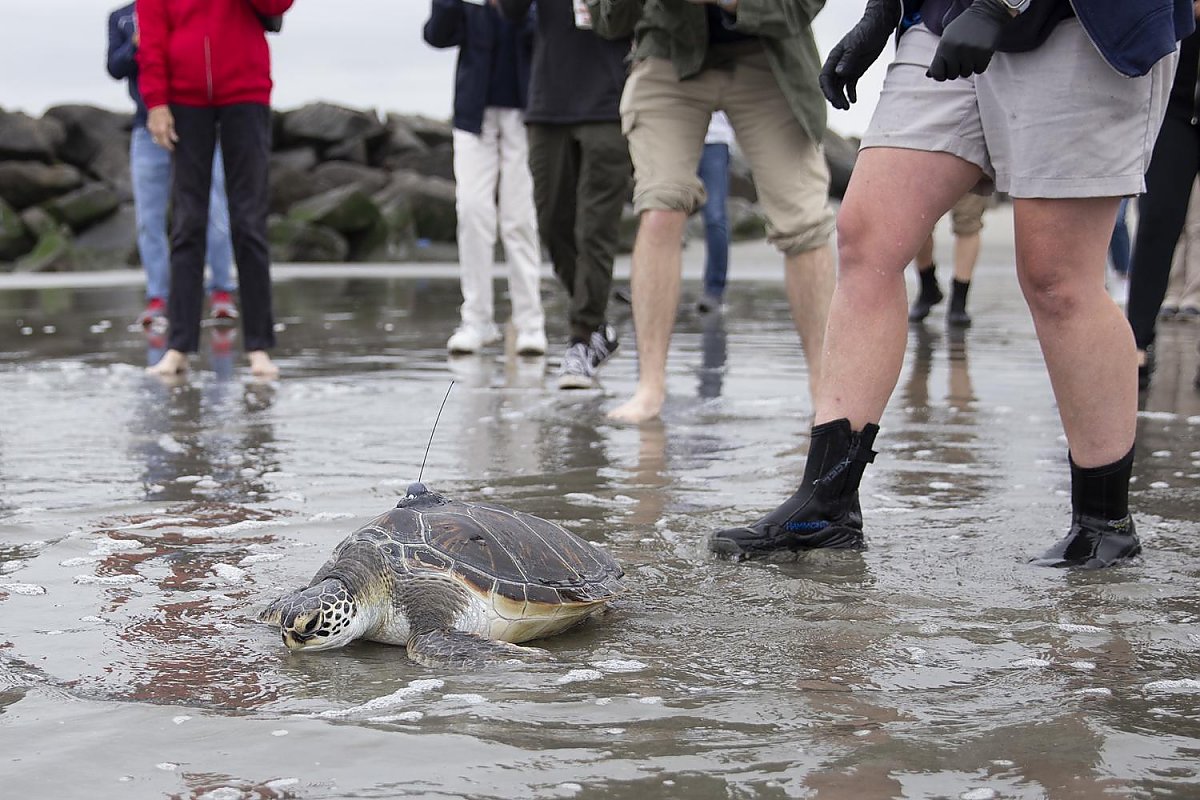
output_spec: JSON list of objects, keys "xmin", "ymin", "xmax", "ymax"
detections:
[{"xmin": 452, "ymin": 107, "xmax": 544, "ymax": 336}]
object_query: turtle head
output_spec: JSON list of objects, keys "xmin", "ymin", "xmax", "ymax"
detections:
[{"xmin": 266, "ymin": 578, "xmax": 362, "ymax": 652}]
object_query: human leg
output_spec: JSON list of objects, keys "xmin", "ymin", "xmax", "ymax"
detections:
[
  {"xmin": 947, "ymin": 192, "xmax": 986, "ymax": 326},
  {"xmin": 908, "ymin": 232, "xmax": 943, "ymax": 322},
  {"xmin": 495, "ymin": 108, "xmax": 546, "ymax": 353},
  {"xmin": 608, "ymin": 57, "xmax": 710, "ymax": 417},
  {"xmin": 153, "ymin": 104, "xmax": 218, "ymax": 373},
  {"xmin": 450, "ymin": 116, "xmax": 503, "ymax": 352},
  {"xmin": 130, "ymin": 125, "xmax": 172, "ymax": 306},
  {"xmin": 206, "ymin": 143, "xmax": 236, "ymax": 296},
  {"xmin": 218, "ymin": 103, "xmax": 277, "ymax": 376},
  {"xmin": 697, "ymin": 142, "xmax": 731, "ymax": 307}
]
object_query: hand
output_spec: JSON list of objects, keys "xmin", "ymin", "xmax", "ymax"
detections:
[
  {"xmin": 926, "ymin": 0, "xmax": 1013, "ymax": 81},
  {"xmin": 147, "ymin": 106, "xmax": 178, "ymax": 152},
  {"xmin": 819, "ymin": 0, "xmax": 902, "ymax": 110}
]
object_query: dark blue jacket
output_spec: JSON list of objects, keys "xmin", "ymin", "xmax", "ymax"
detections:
[
  {"xmin": 423, "ymin": 0, "xmax": 535, "ymax": 134},
  {"xmin": 106, "ymin": 2, "xmax": 147, "ymax": 126},
  {"xmin": 903, "ymin": 0, "xmax": 1196, "ymax": 78}
]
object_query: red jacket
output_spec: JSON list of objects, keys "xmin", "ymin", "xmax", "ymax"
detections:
[{"xmin": 135, "ymin": 0, "xmax": 293, "ymax": 110}]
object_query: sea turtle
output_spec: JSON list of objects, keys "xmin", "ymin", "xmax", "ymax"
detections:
[{"xmin": 259, "ymin": 483, "xmax": 625, "ymax": 667}]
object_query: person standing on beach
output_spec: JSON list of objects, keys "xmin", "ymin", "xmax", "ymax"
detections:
[
  {"xmin": 907, "ymin": 192, "xmax": 990, "ymax": 328},
  {"xmin": 695, "ymin": 111, "xmax": 734, "ymax": 315},
  {"xmin": 423, "ymin": 0, "xmax": 548, "ymax": 358},
  {"xmin": 495, "ymin": 0, "xmax": 633, "ymax": 390},
  {"xmin": 107, "ymin": 2, "xmax": 239, "ymax": 329},
  {"xmin": 710, "ymin": 0, "xmax": 1192, "ymax": 568},
  {"xmin": 590, "ymin": 0, "xmax": 837, "ymax": 424},
  {"xmin": 137, "ymin": 0, "xmax": 291, "ymax": 379}
]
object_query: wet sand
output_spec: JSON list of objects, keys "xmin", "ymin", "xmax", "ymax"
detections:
[{"xmin": 1, "ymin": 210, "xmax": 1198, "ymax": 799}]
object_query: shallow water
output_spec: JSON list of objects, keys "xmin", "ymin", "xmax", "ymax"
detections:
[{"xmin": 1, "ymin": 265, "xmax": 1198, "ymax": 800}]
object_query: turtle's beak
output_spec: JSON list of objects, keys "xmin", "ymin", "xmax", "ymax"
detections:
[{"xmin": 283, "ymin": 630, "xmax": 314, "ymax": 650}]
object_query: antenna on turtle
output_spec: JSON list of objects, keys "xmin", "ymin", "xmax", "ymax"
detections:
[{"xmin": 416, "ymin": 381, "xmax": 454, "ymax": 488}]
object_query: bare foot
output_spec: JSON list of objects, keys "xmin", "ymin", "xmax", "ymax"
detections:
[
  {"xmin": 607, "ymin": 389, "xmax": 665, "ymax": 423},
  {"xmin": 248, "ymin": 350, "xmax": 279, "ymax": 379},
  {"xmin": 146, "ymin": 349, "xmax": 189, "ymax": 376}
]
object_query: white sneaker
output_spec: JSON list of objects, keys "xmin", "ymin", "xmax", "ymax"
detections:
[
  {"xmin": 447, "ymin": 324, "xmax": 499, "ymax": 355},
  {"xmin": 515, "ymin": 328, "xmax": 547, "ymax": 356}
]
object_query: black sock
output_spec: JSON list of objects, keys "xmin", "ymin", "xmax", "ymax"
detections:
[
  {"xmin": 918, "ymin": 265, "xmax": 939, "ymax": 296},
  {"xmin": 1070, "ymin": 447, "xmax": 1134, "ymax": 520},
  {"xmin": 950, "ymin": 279, "xmax": 970, "ymax": 313}
]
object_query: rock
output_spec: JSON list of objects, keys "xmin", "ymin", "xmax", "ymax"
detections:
[
  {"xmin": 729, "ymin": 197, "xmax": 768, "ymax": 241},
  {"xmin": 74, "ymin": 202, "xmax": 137, "ymax": 267},
  {"xmin": 19, "ymin": 206, "xmax": 59, "ymax": 239},
  {"xmin": 381, "ymin": 170, "xmax": 457, "ymax": 243},
  {"xmin": 0, "ymin": 110, "xmax": 67, "ymax": 162},
  {"xmin": 323, "ymin": 136, "xmax": 369, "ymax": 164},
  {"xmin": 14, "ymin": 226, "xmax": 76, "ymax": 273},
  {"xmin": 288, "ymin": 185, "xmax": 383, "ymax": 235},
  {"xmin": 279, "ymin": 102, "xmax": 386, "ymax": 146},
  {"xmin": 0, "ymin": 162, "xmax": 85, "ymax": 210},
  {"xmin": 377, "ymin": 114, "xmax": 431, "ymax": 169},
  {"xmin": 45, "ymin": 183, "xmax": 121, "ymax": 231},
  {"xmin": 309, "ymin": 162, "xmax": 389, "ymax": 196},
  {"xmin": 0, "ymin": 199, "xmax": 33, "ymax": 261},
  {"xmin": 270, "ymin": 147, "xmax": 320, "ymax": 174},
  {"xmin": 371, "ymin": 180, "xmax": 418, "ymax": 261},
  {"xmin": 43, "ymin": 105, "xmax": 133, "ymax": 201},
  {"xmin": 389, "ymin": 113, "xmax": 454, "ymax": 149},
  {"xmin": 824, "ymin": 130, "xmax": 859, "ymax": 201},
  {"xmin": 385, "ymin": 141, "xmax": 454, "ymax": 180},
  {"xmin": 268, "ymin": 216, "xmax": 349, "ymax": 262}
]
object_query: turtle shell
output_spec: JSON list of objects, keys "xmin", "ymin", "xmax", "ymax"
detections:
[{"xmin": 377, "ymin": 489, "xmax": 624, "ymax": 606}]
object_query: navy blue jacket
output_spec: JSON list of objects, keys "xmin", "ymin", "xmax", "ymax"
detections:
[
  {"xmin": 423, "ymin": 0, "xmax": 534, "ymax": 134},
  {"xmin": 106, "ymin": 2, "xmax": 147, "ymax": 126},
  {"xmin": 903, "ymin": 0, "xmax": 1196, "ymax": 77}
]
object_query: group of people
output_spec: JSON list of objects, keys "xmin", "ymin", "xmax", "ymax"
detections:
[{"xmin": 108, "ymin": 0, "xmax": 1196, "ymax": 572}]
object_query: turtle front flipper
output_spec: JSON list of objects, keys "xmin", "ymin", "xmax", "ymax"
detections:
[{"xmin": 406, "ymin": 630, "xmax": 551, "ymax": 669}]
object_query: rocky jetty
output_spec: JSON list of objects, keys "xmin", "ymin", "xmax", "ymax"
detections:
[{"xmin": 0, "ymin": 102, "xmax": 858, "ymax": 273}]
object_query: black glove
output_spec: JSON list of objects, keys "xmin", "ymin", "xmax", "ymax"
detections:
[
  {"xmin": 819, "ymin": 0, "xmax": 902, "ymax": 110},
  {"xmin": 926, "ymin": 0, "xmax": 1014, "ymax": 81}
]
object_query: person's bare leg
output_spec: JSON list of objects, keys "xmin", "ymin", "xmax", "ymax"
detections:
[
  {"xmin": 607, "ymin": 209, "xmax": 686, "ymax": 423},
  {"xmin": 915, "ymin": 233, "xmax": 935, "ymax": 269},
  {"xmin": 953, "ymin": 230, "xmax": 981, "ymax": 283},
  {"xmin": 783, "ymin": 242, "xmax": 835, "ymax": 402},
  {"xmin": 147, "ymin": 349, "xmax": 189, "ymax": 376},
  {"xmin": 1013, "ymin": 197, "xmax": 1134, "ymax": 466},
  {"xmin": 816, "ymin": 149, "xmax": 985, "ymax": 428},
  {"xmin": 248, "ymin": 350, "xmax": 279, "ymax": 379}
]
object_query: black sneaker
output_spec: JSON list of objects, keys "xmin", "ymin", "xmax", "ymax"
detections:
[
  {"xmin": 1029, "ymin": 514, "xmax": 1141, "ymax": 569},
  {"xmin": 709, "ymin": 420, "xmax": 878, "ymax": 559},
  {"xmin": 588, "ymin": 323, "xmax": 619, "ymax": 370}
]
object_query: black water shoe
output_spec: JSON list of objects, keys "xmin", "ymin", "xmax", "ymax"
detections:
[
  {"xmin": 1029, "ymin": 514, "xmax": 1141, "ymax": 569},
  {"xmin": 709, "ymin": 420, "xmax": 878, "ymax": 559},
  {"xmin": 909, "ymin": 267, "xmax": 944, "ymax": 322}
]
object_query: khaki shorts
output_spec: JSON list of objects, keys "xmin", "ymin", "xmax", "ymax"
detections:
[
  {"xmin": 950, "ymin": 192, "xmax": 988, "ymax": 236},
  {"xmin": 620, "ymin": 48, "xmax": 835, "ymax": 255},
  {"xmin": 862, "ymin": 20, "xmax": 1175, "ymax": 198}
]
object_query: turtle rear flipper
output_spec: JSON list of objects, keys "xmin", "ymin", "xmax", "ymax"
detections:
[{"xmin": 406, "ymin": 630, "xmax": 551, "ymax": 669}]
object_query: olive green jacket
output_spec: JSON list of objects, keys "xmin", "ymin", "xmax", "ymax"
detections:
[{"xmin": 586, "ymin": 0, "xmax": 827, "ymax": 143}]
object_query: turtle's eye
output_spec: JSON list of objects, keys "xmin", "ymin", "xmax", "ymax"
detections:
[{"xmin": 302, "ymin": 615, "xmax": 320, "ymax": 634}]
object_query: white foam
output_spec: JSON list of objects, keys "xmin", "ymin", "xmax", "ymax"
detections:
[
  {"xmin": 156, "ymin": 435, "xmax": 186, "ymax": 454},
  {"xmin": 960, "ymin": 790, "xmax": 998, "ymax": 800},
  {"xmin": 59, "ymin": 557, "xmax": 99, "ymax": 567},
  {"xmin": 369, "ymin": 711, "xmax": 424, "ymax": 723},
  {"xmin": 1143, "ymin": 679, "xmax": 1200, "ymax": 693},
  {"xmin": 592, "ymin": 659, "xmax": 648, "ymax": 673},
  {"xmin": 156, "ymin": 763, "xmax": 178, "ymax": 771},
  {"xmin": 308, "ymin": 512, "xmax": 354, "ymax": 522},
  {"xmin": 207, "ymin": 519, "xmax": 283, "ymax": 534},
  {"xmin": 1075, "ymin": 688, "xmax": 1112, "ymax": 696},
  {"xmin": 0, "ymin": 583, "xmax": 46, "ymax": 595},
  {"xmin": 1010, "ymin": 658, "xmax": 1051, "ymax": 668},
  {"xmin": 74, "ymin": 574, "xmax": 142, "ymax": 586},
  {"xmin": 265, "ymin": 779, "xmax": 299, "ymax": 789},
  {"xmin": 563, "ymin": 492, "xmax": 608, "ymax": 507},
  {"xmin": 172, "ymin": 716, "xmax": 191, "ymax": 725},
  {"xmin": 212, "ymin": 564, "xmax": 247, "ymax": 584},
  {"xmin": 1070, "ymin": 661, "xmax": 1096, "ymax": 671},
  {"xmin": 442, "ymin": 693, "xmax": 487, "ymax": 704},
  {"xmin": 638, "ymin": 696, "xmax": 663, "ymax": 705},
  {"xmin": 176, "ymin": 475, "xmax": 205, "ymax": 484},
  {"xmin": 317, "ymin": 679, "xmax": 444, "ymax": 718},
  {"xmin": 90, "ymin": 536, "xmax": 143, "ymax": 554},
  {"xmin": 1151, "ymin": 450, "xmax": 1172, "ymax": 458},
  {"xmin": 271, "ymin": 730, "xmax": 289, "ymax": 737},
  {"xmin": 1057, "ymin": 623, "xmax": 1105, "ymax": 634},
  {"xmin": 1149, "ymin": 481, "xmax": 1170, "ymax": 489},
  {"xmin": 238, "ymin": 553, "xmax": 285, "ymax": 566},
  {"xmin": 557, "ymin": 669, "xmax": 603, "ymax": 684},
  {"xmin": 929, "ymin": 481, "xmax": 955, "ymax": 491}
]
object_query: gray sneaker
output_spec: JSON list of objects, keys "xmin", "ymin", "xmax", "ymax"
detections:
[
  {"xmin": 588, "ymin": 323, "xmax": 619, "ymax": 370},
  {"xmin": 557, "ymin": 341, "xmax": 595, "ymax": 389}
]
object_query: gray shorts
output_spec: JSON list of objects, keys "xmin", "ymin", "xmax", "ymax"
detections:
[{"xmin": 861, "ymin": 20, "xmax": 1176, "ymax": 198}]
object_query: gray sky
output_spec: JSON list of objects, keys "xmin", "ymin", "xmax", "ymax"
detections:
[{"xmin": 1, "ymin": 1, "xmax": 886, "ymax": 137}]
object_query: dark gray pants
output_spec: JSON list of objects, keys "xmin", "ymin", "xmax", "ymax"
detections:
[
  {"xmin": 526, "ymin": 122, "xmax": 631, "ymax": 342},
  {"xmin": 168, "ymin": 103, "xmax": 276, "ymax": 353}
]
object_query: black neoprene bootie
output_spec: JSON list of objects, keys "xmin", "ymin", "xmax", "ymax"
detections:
[
  {"xmin": 1030, "ymin": 448, "xmax": 1141, "ymax": 569},
  {"xmin": 909, "ymin": 266, "xmax": 944, "ymax": 322},
  {"xmin": 946, "ymin": 278, "xmax": 972, "ymax": 327},
  {"xmin": 709, "ymin": 419, "xmax": 878, "ymax": 559}
]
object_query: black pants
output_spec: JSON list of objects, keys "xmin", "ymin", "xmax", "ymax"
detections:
[
  {"xmin": 1128, "ymin": 113, "xmax": 1200, "ymax": 351},
  {"xmin": 169, "ymin": 103, "xmax": 275, "ymax": 353},
  {"xmin": 526, "ymin": 122, "xmax": 631, "ymax": 342}
]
